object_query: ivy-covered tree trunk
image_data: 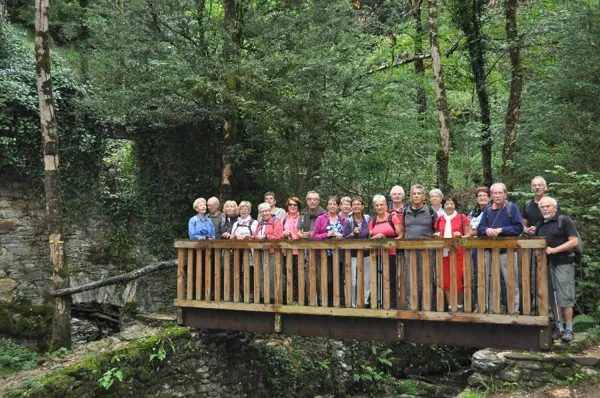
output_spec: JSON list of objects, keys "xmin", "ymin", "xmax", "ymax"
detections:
[
  {"xmin": 411, "ymin": 0, "xmax": 428, "ymax": 122},
  {"xmin": 0, "ymin": 0, "xmax": 7, "ymax": 37},
  {"xmin": 34, "ymin": 0, "xmax": 72, "ymax": 350},
  {"xmin": 220, "ymin": 0, "xmax": 239, "ymax": 200},
  {"xmin": 428, "ymin": 0, "xmax": 451, "ymax": 193},
  {"xmin": 501, "ymin": 0, "xmax": 522, "ymax": 191},
  {"xmin": 454, "ymin": 0, "xmax": 493, "ymax": 187}
]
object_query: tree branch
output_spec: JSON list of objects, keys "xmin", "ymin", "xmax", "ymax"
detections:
[
  {"xmin": 364, "ymin": 54, "xmax": 431, "ymax": 76},
  {"xmin": 52, "ymin": 259, "xmax": 177, "ymax": 297}
]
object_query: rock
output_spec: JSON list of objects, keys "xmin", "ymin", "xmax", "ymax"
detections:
[
  {"xmin": 548, "ymin": 388, "xmax": 571, "ymax": 398},
  {"xmin": 467, "ymin": 372, "xmax": 489, "ymax": 387},
  {"xmin": 515, "ymin": 360, "xmax": 544, "ymax": 370},
  {"xmin": 571, "ymin": 355, "xmax": 600, "ymax": 367},
  {"xmin": 0, "ymin": 277, "xmax": 19, "ymax": 302},
  {"xmin": 500, "ymin": 367, "xmax": 522, "ymax": 382},
  {"xmin": 472, "ymin": 349, "xmax": 507, "ymax": 373},
  {"xmin": 581, "ymin": 367, "xmax": 600, "ymax": 378}
]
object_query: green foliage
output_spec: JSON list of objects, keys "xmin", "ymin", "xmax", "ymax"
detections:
[
  {"xmin": 0, "ymin": 338, "xmax": 41, "ymax": 376},
  {"xmin": 573, "ymin": 314, "xmax": 598, "ymax": 333},
  {"xmin": 97, "ymin": 356, "xmax": 124, "ymax": 390},
  {"xmin": 352, "ymin": 343, "xmax": 395, "ymax": 394},
  {"xmin": 149, "ymin": 337, "xmax": 176, "ymax": 362}
]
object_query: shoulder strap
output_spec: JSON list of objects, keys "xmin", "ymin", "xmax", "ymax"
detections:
[
  {"xmin": 428, "ymin": 206, "xmax": 435, "ymax": 227},
  {"xmin": 387, "ymin": 213, "xmax": 397, "ymax": 237},
  {"xmin": 460, "ymin": 214, "xmax": 467, "ymax": 233}
]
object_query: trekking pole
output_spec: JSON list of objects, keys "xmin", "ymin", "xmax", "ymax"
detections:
[{"xmin": 549, "ymin": 256, "xmax": 561, "ymax": 324}]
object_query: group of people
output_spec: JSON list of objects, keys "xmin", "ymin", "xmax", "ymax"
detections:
[{"xmin": 188, "ymin": 177, "xmax": 580, "ymax": 343}]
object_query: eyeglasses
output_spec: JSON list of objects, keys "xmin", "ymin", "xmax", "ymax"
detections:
[
  {"xmin": 477, "ymin": 194, "xmax": 489, "ymax": 198},
  {"xmin": 288, "ymin": 203, "xmax": 298, "ymax": 207}
]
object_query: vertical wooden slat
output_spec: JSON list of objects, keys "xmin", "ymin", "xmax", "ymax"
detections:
[
  {"xmin": 196, "ymin": 249, "xmax": 203, "ymax": 301},
  {"xmin": 309, "ymin": 250, "xmax": 317, "ymax": 306},
  {"xmin": 506, "ymin": 248, "xmax": 515, "ymax": 315},
  {"xmin": 398, "ymin": 251, "xmax": 405, "ymax": 310},
  {"xmin": 422, "ymin": 249, "xmax": 431, "ymax": 311},
  {"xmin": 357, "ymin": 250, "xmax": 364, "ymax": 308},
  {"xmin": 382, "ymin": 250, "xmax": 390, "ymax": 310},
  {"xmin": 436, "ymin": 249, "xmax": 444, "ymax": 312},
  {"xmin": 477, "ymin": 249, "xmax": 485, "ymax": 313},
  {"xmin": 298, "ymin": 250, "xmax": 305, "ymax": 306},
  {"xmin": 233, "ymin": 249, "xmax": 240, "ymax": 303},
  {"xmin": 409, "ymin": 250, "xmax": 418, "ymax": 311},
  {"xmin": 370, "ymin": 249, "xmax": 377, "ymax": 309},
  {"xmin": 254, "ymin": 250, "xmax": 260, "ymax": 303},
  {"xmin": 537, "ymin": 252, "xmax": 549, "ymax": 317},
  {"xmin": 223, "ymin": 249, "xmax": 230, "ymax": 302},
  {"xmin": 333, "ymin": 249, "xmax": 340, "ymax": 308},
  {"xmin": 464, "ymin": 249, "xmax": 473, "ymax": 312},
  {"xmin": 204, "ymin": 249, "xmax": 212, "ymax": 302},
  {"xmin": 492, "ymin": 248, "xmax": 501, "ymax": 313},
  {"xmin": 345, "ymin": 250, "xmax": 352, "ymax": 308},
  {"xmin": 263, "ymin": 250, "xmax": 270, "ymax": 304},
  {"xmin": 214, "ymin": 250, "xmax": 221, "ymax": 302},
  {"xmin": 449, "ymin": 248, "xmax": 457, "ymax": 312},
  {"xmin": 177, "ymin": 248, "xmax": 185, "ymax": 300},
  {"xmin": 286, "ymin": 253, "xmax": 293, "ymax": 305},
  {"xmin": 521, "ymin": 249, "xmax": 531, "ymax": 315},
  {"xmin": 243, "ymin": 249, "xmax": 250, "ymax": 304},
  {"xmin": 275, "ymin": 250, "xmax": 282, "ymax": 305},
  {"xmin": 320, "ymin": 253, "xmax": 328, "ymax": 307},
  {"xmin": 187, "ymin": 249, "xmax": 194, "ymax": 300}
]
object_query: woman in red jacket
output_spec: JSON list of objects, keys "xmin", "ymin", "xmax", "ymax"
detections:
[
  {"xmin": 433, "ymin": 196, "xmax": 471, "ymax": 312},
  {"xmin": 253, "ymin": 202, "xmax": 283, "ymax": 303}
]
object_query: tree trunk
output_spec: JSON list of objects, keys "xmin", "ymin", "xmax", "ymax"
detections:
[
  {"xmin": 220, "ymin": 0, "xmax": 238, "ymax": 200},
  {"xmin": 35, "ymin": 0, "xmax": 72, "ymax": 350},
  {"xmin": 0, "ymin": 0, "xmax": 7, "ymax": 38},
  {"xmin": 456, "ymin": 0, "xmax": 493, "ymax": 187},
  {"xmin": 501, "ymin": 0, "xmax": 522, "ymax": 191},
  {"xmin": 412, "ymin": 0, "xmax": 428, "ymax": 122},
  {"xmin": 428, "ymin": 0, "xmax": 451, "ymax": 193}
]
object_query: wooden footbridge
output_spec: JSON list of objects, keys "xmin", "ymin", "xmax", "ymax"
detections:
[{"xmin": 174, "ymin": 238, "xmax": 552, "ymax": 350}]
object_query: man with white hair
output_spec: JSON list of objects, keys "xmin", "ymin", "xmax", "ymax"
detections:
[
  {"xmin": 207, "ymin": 196, "xmax": 224, "ymax": 239},
  {"xmin": 389, "ymin": 185, "xmax": 406, "ymax": 215},
  {"xmin": 477, "ymin": 182, "xmax": 524, "ymax": 314},
  {"xmin": 536, "ymin": 196, "xmax": 579, "ymax": 343}
]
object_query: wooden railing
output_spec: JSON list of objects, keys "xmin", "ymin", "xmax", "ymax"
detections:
[{"xmin": 174, "ymin": 237, "xmax": 549, "ymax": 326}]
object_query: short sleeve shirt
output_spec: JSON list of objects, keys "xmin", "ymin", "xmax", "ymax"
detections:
[{"xmin": 536, "ymin": 214, "xmax": 578, "ymax": 265}]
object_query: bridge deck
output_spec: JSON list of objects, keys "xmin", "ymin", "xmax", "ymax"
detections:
[{"xmin": 174, "ymin": 238, "xmax": 552, "ymax": 350}]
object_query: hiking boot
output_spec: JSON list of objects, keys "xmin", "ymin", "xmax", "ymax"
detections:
[
  {"xmin": 551, "ymin": 327, "xmax": 563, "ymax": 340},
  {"xmin": 561, "ymin": 330, "xmax": 574, "ymax": 343}
]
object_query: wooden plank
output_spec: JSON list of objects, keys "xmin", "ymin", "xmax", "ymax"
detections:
[
  {"xmin": 345, "ymin": 250, "xmax": 352, "ymax": 308},
  {"xmin": 320, "ymin": 252, "xmax": 327, "ymax": 307},
  {"xmin": 275, "ymin": 250, "xmax": 283, "ymax": 305},
  {"xmin": 370, "ymin": 249, "xmax": 377, "ymax": 309},
  {"xmin": 436, "ymin": 249, "xmax": 444, "ymax": 312},
  {"xmin": 274, "ymin": 313, "xmax": 282, "ymax": 333},
  {"xmin": 309, "ymin": 250, "xmax": 317, "ymax": 306},
  {"xmin": 223, "ymin": 249, "xmax": 231, "ymax": 302},
  {"xmin": 521, "ymin": 249, "xmax": 531, "ymax": 315},
  {"xmin": 382, "ymin": 250, "xmax": 390, "ymax": 310},
  {"xmin": 298, "ymin": 249, "xmax": 305, "ymax": 306},
  {"xmin": 456, "ymin": 238, "xmax": 547, "ymax": 250},
  {"xmin": 506, "ymin": 248, "xmax": 515, "ymax": 315},
  {"xmin": 398, "ymin": 251, "xmax": 405, "ymax": 310},
  {"xmin": 187, "ymin": 249, "xmax": 194, "ymax": 300},
  {"xmin": 537, "ymin": 252, "xmax": 549, "ymax": 317},
  {"xmin": 464, "ymin": 249, "xmax": 473, "ymax": 313},
  {"xmin": 254, "ymin": 250, "xmax": 260, "ymax": 304},
  {"xmin": 333, "ymin": 249, "xmax": 340, "ymax": 308},
  {"xmin": 449, "ymin": 248, "xmax": 457, "ymax": 312},
  {"xmin": 357, "ymin": 250, "xmax": 365, "ymax": 308},
  {"xmin": 243, "ymin": 249, "xmax": 250, "ymax": 304},
  {"xmin": 263, "ymin": 250, "xmax": 270, "ymax": 304},
  {"xmin": 409, "ymin": 250, "xmax": 418, "ymax": 311},
  {"xmin": 174, "ymin": 299, "xmax": 550, "ymax": 326},
  {"xmin": 214, "ymin": 250, "xmax": 221, "ymax": 302},
  {"xmin": 492, "ymin": 248, "xmax": 501, "ymax": 314},
  {"xmin": 286, "ymin": 253, "xmax": 293, "ymax": 305},
  {"xmin": 233, "ymin": 249, "xmax": 240, "ymax": 303},
  {"xmin": 422, "ymin": 249, "xmax": 431, "ymax": 311},
  {"xmin": 204, "ymin": 249, "xmax": 212, "ymax": 302},
  {"xmin": 177, "ymin": 248, "xmax": 185, "ymax": 300},
  {"xmin": 196, "ymin": 249, "xmax": 203, "ymax": 301},
  {"xmin": 477, "ymin": 249, "xmax": 485, "ymax": 314}
]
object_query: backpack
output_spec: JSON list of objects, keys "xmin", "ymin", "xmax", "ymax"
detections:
[
  {"xmin": 232, "ymin": 218, "xmax": 255, "ymax": 235},
  {"xmin": 370, "ymin": 213, "xmax": 398, "ymax": 237},
  {"xmin": 558, "ymin": 215, "xmax": 583, "ymax": 264},
  {"xmin": 347, "ymin": 214, "xmax": 371, "ymax": 232},
  {"xmin": 402, "ymin": 205, "xmax": 436, "ymax": 232}
]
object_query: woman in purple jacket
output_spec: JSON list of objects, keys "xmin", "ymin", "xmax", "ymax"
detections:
[
  {"xmin": 342, "ymin": 196, "xmax": 370, "ymax": 307},
  {"xmin": 313, "ymin": 196, "xmax": 346, "ymax": 306}
]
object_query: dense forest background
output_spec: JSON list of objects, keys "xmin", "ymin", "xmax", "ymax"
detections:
[{"xmin": 1, "ymin": 0, "xmax": 600, "ymax": 319}]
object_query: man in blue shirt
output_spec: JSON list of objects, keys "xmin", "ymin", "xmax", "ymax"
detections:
[{"xmin": 477, "ymin": 183, "xmax": 524, "ymax": 314}]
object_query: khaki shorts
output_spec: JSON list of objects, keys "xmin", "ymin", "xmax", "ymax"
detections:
[{"xmin": 548, "ymin": 262, "xmax": 575, "ymax": 307}]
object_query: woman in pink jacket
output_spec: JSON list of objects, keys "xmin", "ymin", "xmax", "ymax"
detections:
[
  {"xmin": 253, "ymin": 202, "xmax": 283, "ymax": 303},
  {"xmin": 282, "ymin": 197, "xmax": 302, "ymax": 304},
  {"xmin": 313, "ymin": 196, "xmax": 346, "ymax": 306}
]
